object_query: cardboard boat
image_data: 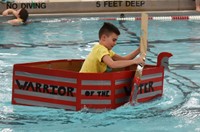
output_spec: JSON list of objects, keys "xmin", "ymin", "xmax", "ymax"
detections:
[{"xmin": 12, "ymin": 52, "xmax": 172, "ymax": 112}]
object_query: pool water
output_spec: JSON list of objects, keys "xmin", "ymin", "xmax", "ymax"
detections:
[{"xmin": 0, "ymin": 16, "xmax": 200, "ymax": 132}]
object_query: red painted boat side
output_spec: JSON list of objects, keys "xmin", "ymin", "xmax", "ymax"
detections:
[{"xmin": 12, "ymin": 52, "xmax": 172, "ymax": 111}]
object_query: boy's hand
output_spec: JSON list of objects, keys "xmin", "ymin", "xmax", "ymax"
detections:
[{"xmin": 134, "ymin": 56, "xmax": 145, "ymax": 66}]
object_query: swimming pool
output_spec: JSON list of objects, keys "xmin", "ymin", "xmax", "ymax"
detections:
[{"xmin": 0, "ymin": 14, "xmax": 200, "ymax": 132}]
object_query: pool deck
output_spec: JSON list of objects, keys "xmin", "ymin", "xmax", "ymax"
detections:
[
  {"xmin": 0, "ymin": 10, "xmax": 200, "ymax": 22},
  {"xmin": 28, "ymin": 10, "xmax": 200, "ymax": 17},
  {"xmin": 1, "ymin": 10, "xmax": 199, "ymax": 17},
  {"xmin": 0, "ymin": 0, "xmax": 199, "ymax": 22}
]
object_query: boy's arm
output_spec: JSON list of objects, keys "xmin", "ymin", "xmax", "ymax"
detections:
[
  {"xmin": 2, "ymin": 9, "xmax": 18, "ymax": 18},
  {"xmin": 7, "ymin": 19, "xmax": 21, "ymax": 26},
  {"xmin": 103, "ymin": 55, "xmax": 144, "ymax": 69},
  {"xmin": 112, "ymin": 47, "xmax": 140, "ymax": 61}
]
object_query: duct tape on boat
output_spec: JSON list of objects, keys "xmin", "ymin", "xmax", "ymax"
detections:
[
  {"xmin": 137, "ymin": 90, "xmax": 162, "ymax": 99},
  {"xmin": 81, "ymin": 99, "xmax": 111, "ymax": 105},
  {"xmin": 141, "ymin": 72, "xmax": 163, "ymax": 80},
  {"xmin": 115, "ymin": 78, "xmax": 132, "ymax": 85},
  {"xmin": 115, "ymin": 96, "xmax": 129, "ymax": 104},
  {"xmin": 81, "ymin": 80, "xmax": 111, "ymax": 86},
  {"xmin": 14, "ymin": 98, "xmax": 76, "ymax": 110},
  {"xmin": 15, "ymin": 71, "xmax": 77, "ymax": 84},
  {"xmin": 14, "ymin": 89, "xmax": 76, "ymax": 102}
]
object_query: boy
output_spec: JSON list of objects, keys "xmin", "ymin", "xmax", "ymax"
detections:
[
  {"xmin": 2, "ymin": 8, "xmax": 29, "ymax": 25},
  {"xmin": 80, "ymin": 22, "xmax": 145, "ymax": 73}
]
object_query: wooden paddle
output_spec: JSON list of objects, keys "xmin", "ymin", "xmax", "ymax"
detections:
[{"xmin": 130, "ymin": 12, "xmax": 148, "ymax": 105}]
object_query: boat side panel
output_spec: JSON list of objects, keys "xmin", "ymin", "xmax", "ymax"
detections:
[
  {"xmin": 12, "ymin": 59, "xmax": 166, "ymax": 111},
  {"xmin": 12, "ymin": 64, "xmax": 79, "ymax": 111},
  {"xmin": 78, "ymin": 73, "xmax": 114, "ymax": 110},
  {"xmin": 136, "ymin": 66, "xmax": 164, "ymax": 102}
]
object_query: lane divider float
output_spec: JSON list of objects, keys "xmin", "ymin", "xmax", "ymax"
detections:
[{"xmin": 29, "ymin": 15, "xmax": 200, "ymax": 23}]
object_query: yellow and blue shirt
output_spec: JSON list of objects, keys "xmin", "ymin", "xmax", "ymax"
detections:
[{"xmin": 80, "ymin": 43, "xmax": 115, "ymax": 73}]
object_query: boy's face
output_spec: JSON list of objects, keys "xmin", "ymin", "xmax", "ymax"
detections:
[{"xmin": 103, "ymin": 33, "xmax": 118, "ymax": 50}]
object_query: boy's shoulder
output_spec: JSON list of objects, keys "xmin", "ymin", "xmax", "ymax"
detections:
[{"xmin": 93, "ymin": 43, "xmax": 107, "ymax": 50}]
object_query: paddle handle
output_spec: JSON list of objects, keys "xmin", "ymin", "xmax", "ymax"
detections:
[{"xmin": 130, "ymin": 13, "xmax": 148, "ymax": 105}]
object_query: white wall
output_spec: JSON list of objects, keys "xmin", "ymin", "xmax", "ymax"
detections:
[{"xmin": 0, "ymin": 0, "xmax": 196, "ymax": 14}]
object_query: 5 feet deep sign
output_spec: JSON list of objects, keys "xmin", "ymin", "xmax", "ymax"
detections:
[{"xmin": 96, "ymin": 1, "xmax": 145, "ymax": 8}]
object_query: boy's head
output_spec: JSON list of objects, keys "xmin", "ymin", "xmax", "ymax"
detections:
[
  {"xmin": 99, "ymin": 22, "xmax": 120, "ymax": 39},
  {"xmin": 99, "ymin": 22, "xmax": 120, "ymax": 50},
  {"xmin": 18, "ymin": 8, "xmax": 29, "ymax": 23}
]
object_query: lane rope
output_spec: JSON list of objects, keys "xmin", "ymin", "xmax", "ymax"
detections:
[{"xmin": 34, "ymin": 15, "xmax": 200, "ymax": 23}]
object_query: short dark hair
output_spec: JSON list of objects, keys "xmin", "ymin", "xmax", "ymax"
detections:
[
  {"xmin": 19, "ymin": 8, "xmax": 29, "ymax": 23},
  {"xmin": 99, "ymin": 22, "xmax": 120, "ymax": 39}
]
